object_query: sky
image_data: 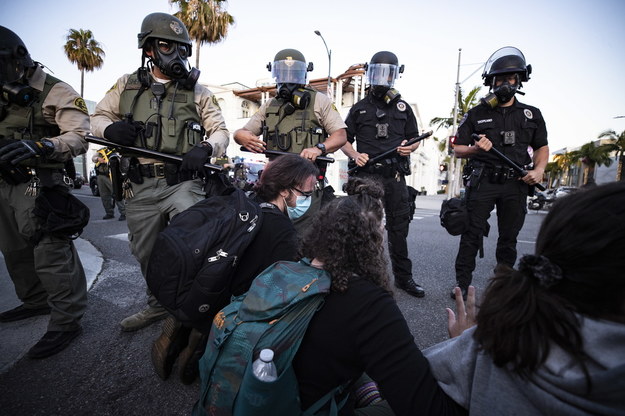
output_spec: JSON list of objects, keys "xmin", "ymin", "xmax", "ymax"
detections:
[{"xmin": 3, "ymin": 0, "xmax": 625, "ymax": 153}]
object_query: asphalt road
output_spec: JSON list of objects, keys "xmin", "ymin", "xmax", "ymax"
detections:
[{"xmin": 0, "ymin": 187, "xmax": 546, "ymax": 415}]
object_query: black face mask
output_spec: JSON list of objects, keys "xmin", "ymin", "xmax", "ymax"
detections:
[
  {"xmin": 493, "ymin": 80, "xmax": 518, "ymax": 104},
  {"xmin": 371, "ymin": 85, "xmax": 390, "ymax": 99}
]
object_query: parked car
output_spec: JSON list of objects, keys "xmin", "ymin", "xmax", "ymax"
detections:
[
  {"xmin": 554, "ymin": 186, "xmax": 578, "ymax": 199},
  {"xmin": 89, "ymin": 170, "xmax": 100, "ymax": 196}
]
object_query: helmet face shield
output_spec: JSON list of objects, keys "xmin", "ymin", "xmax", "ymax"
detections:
[
  {"xmin": 366, "ymin": 63, "xmax": 398, "ymax": 88},
  {"xmin": 0, "ymin": 51, "xmax": 25, "ymax": 84},
  {"xmin": 482, "ymin": 46, "xmax": 530, "ymax": 86},
  {"xmin": 272, "ymin": 59, "xmax": 307, "ymax": 85}
]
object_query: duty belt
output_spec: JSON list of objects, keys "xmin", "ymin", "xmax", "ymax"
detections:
[{"xmin": 139, "ymin": 162, "xmax": 167, "ymax": 178}]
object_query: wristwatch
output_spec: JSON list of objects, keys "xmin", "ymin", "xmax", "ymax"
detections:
[
  {"xmin": 314, "ymin": 142, "xmax": 327, "ymax": 156},
  {"xmin": 41, "ymin": 139, "xmax": 55, "ymax": 155}
]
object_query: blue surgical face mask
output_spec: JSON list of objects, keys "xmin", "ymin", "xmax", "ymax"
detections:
[{"xmin": 287, "ymin": 195, "xmax": 312, "ymax": 220}]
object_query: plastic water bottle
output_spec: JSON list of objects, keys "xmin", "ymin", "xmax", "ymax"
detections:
[{"xmin": 252, "ymin": 348, "xmax": 277, "ymax": 382}]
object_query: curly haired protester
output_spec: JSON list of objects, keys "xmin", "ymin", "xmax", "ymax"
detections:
[
  {"xmin": 292, "ymin": 177, "xmax": 466, "ymax": 415},
  {"xmin": 425, "ymin": 181, "xmax": 625, "ymax": 415}
]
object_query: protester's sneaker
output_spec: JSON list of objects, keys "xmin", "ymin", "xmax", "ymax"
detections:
[
  {"xmin": 102, "ymin": 214, "xmax": 114, "ymax": 220},
  {"xmin": 27, "ymin": 328, "xmax": 82, "ymax": 359},
  {"xmin": 394, "ymin": 279, "xmax": 425, "ymax": 298},
  {"xmin": 178, "ymin": 328, "xmax": 209, "ymax": 384},
  {"xmin": 151, "ymin": 316, "xmax": 190, "ymax": 380},
  {"xmin": 120, "ymin": 306, "xmax": 168, "ymax": 332},
  {"xmin": 118, "ymin": 215, "xmax": 126, "ymax": 221},
  {"xmin": 0, "ymin": 304, "xmax": 51, "ymax": 322}
]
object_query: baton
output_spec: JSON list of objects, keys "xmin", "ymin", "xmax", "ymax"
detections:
[
  {"xmin": 239, "ymin": 146, "xmax": 335, "ymax": 163},
  {"xmin": 471, "ymin": 133, "xmax": 545, "ymax": 191},
  {"xmin": 347, "ymin": 130, "xmax": 433, "ymax": 174},
  {"xmin": 85, "ymin": 135, "xmax": 223, "ymax": 172}
]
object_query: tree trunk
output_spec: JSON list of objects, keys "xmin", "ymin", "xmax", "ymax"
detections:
[
  {"xmin": 195, "ymin": 43, "xmax": 200, "ymax": 70},
  {"xmin": 618, "ymin": 155, "xmax": 624, "ymax": 181},
  {"xmin": 80, "ymin": 69, "xmax": 85, "ymax": 98}
]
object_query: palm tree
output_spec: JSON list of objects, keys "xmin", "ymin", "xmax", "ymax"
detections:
[
  {"xmin": 63, "ymin": 29, "xmax": 105, "ymax": 98},
  {"xmin": 170, "ymin": 0, "xmax": 235, "ymax": 69},
  {"xmin": 569, "ymin": 141, "xmax": 614, "ymax": 186},
  {"xmin": 543, "ymin": 161, "xmax": 562, "ymax": 188},
  {"xmin": 553, "ymin": 151, "xmax": 575, "ymax": 186},
  {"xmin": 430, "ymin": 85, "xmax": 482, "ymax": 133},
  {"xmin": 598, "ymin": 129, "xmax": 625, "ymax": 181}
]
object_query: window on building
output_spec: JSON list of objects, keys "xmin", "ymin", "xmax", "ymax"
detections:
[{"xmin": 241, "ymin": 100, "xmax": 250, "ymax": 118}]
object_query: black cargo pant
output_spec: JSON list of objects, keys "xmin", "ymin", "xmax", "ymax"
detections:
[
  {"xmin": 354, "ymin": 171, "xmax": 413, "ymax": 283},
  {"xmin": 455, "ymin": 177, "xmax": 528, "ymax": 288}
]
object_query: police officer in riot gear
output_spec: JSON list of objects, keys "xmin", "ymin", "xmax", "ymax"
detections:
[
  {"xmin": 234, "ymin": 48, "xmax": 347, "ymax": 234},
  {"xmin": 91, "ymin": 12, "xmax": 229, "ymax": 332},
  {"xmin": 452, "ymin": 46, "xmax": 549, "ymax": 299},
  {"xmin": 0, "ymin": 26, "xmax": 89, "ymax": 358},
  {"xmin": 342, "ymin": 51, "xmax": 425, "ymax": 298}
]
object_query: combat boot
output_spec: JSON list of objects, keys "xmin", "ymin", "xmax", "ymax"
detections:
[
  {"xmin": 394, "ymin": 278, "xmax": 425, "ymax": 298},
  {"xmin": 120, "ymin": 306, "xmax": 168, "ymax": 332}
]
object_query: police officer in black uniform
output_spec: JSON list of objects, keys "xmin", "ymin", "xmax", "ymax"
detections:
[
  {"xmin": 452, "ymin": 46, "xmax": 549, "ymax": 299},
  {"xmin": 342, "ymin": 51, "xmax": 425, "ymax": 298}
]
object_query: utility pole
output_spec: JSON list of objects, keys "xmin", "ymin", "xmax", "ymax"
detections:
[{"xmin": 447, "ymin": 48, "xmax": 462, "ymax": 199}]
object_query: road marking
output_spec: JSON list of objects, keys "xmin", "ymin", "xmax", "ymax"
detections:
[{"xmin": 107, "ymin": 233, "xmax": 129, "ymax": 241}]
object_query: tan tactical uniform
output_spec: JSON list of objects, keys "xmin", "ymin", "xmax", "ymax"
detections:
[
  {"xmin": 90, "ymin": 71, "xmax": 229, "ymax": 310},
  {"xmin": 243, "ymin": 90, "xmax": 346, "ymax": 141},
  {"xmin": 0, "ymin": 65, "xmax": 89, "ymax": 331}
]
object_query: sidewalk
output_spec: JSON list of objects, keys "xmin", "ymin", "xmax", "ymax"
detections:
[
  {"xmin": 0, "ymin": 238, "xmax": 103, "ymax": 374},
  {"xmin": 414, "ymin": 193, "xmax": 446, "ymax": 211}
]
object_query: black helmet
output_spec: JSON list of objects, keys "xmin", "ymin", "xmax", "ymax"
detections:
[
  {"xmin": 482, "ymin": 46, "xmax": 531, "ymax": 86},
  {"xmin": 137, "ymin": 12, "xmax": 192, "ymax": 52},
  {"xmin": 267, "ymin": 48, "xmax": 311, "ymax": 86},
  {"xmin": 366, "ymin": 51, "xmax": 404, "ymax": 88},
  {"xmin": 0, "ymin": 26, "xmax": 34, "ymax": 84}
]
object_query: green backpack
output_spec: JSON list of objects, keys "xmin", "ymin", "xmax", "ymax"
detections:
[{"xmin": 193, "ymin": 259, "xmax": 350, "ymax": 416}]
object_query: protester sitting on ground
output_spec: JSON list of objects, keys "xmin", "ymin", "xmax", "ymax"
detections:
[
  {"xmin": 292, "ymin": 177, "xmax": 466, "ymax": 415},
  {"xmin": 424, "ymin": 181, "xmax": 625, "ymax": 415},
  {"xmin": 152, "ymin": 154, "xmax": 319, "ymax": 384}
]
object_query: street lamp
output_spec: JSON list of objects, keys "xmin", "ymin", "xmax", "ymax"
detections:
[{"xmin": 314, "ymin": 30, "xmax": 332, "ymax": 99}]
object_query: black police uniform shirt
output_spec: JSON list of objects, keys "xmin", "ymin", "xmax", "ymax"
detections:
[
  {"xmin": 345, "ymin": 94, "xmax": 419, "ymax": 156},
  {"xmin": 456, "ymin": 99, "xmax": 548, "ymax": 167}
]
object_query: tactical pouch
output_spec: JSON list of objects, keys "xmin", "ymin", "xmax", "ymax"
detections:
[
  {"xmin": 396, "ymin": 156, "xmax": 411, "ymax": 176},
  {"xmin": 32, "ymin": 186, "xmax": 90, "ymax": 243},
  {"xmin": 165, "ymin": 162, "xmax": 181, "ymax": 186},
  {"xmin": 126, "ymin": 157, "xmax": 144, "ymax": 184}
]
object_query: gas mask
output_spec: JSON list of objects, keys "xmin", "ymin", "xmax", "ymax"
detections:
[
  {"xmin": 277, "ymin": 83, "xmax": 299, "ymax": 100},
  {"xmin": 371, "ymin": 85, "xmax": 390, "ymax": 99},
  {"xmin": 492, "ymin": 74, "xmax": 519, "ymax": 104},
  {"xmin": 150, "ymin": 39, "xmax": 199, "ymax": 89},
  {"xmin": 1, "ymin": 81, "xmax": 35, "ymax": 106}
]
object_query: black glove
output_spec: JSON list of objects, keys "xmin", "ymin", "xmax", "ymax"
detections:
[
  {"xmin": 181, "ymin": 143, "xmax": 213, "ymax": 172},
  {"xmin": 0, "ymin": 139, "xmax": 53, "ymax": 165},
  {"xmin": 104, "ymin": 121, "xmax": 141, "ymax": 146}
]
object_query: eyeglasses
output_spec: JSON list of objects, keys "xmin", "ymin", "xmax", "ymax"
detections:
[{"xmin": 291, "ymin": 187, "xmax": 313, "ymax": 199}]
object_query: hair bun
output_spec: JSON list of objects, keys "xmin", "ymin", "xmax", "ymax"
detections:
[
  {"xmin": 518, "ymin": 255, "xmax": 563, "ymax": 288},
  {"xmin": 343, "ymin": 177, "xmax": 384, "ymax": 199}
]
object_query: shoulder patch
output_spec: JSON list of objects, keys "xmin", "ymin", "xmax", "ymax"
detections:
[
  {"xmin": 331, "ymin": 103, "xmax": 338, "ymax": 112},
  {"xmin": 106, "ymin": 83, "xmax": 118, "ymax": 94},
  {"xmin": 396, "ymin": 101, "xmax": 407, "ymax": 112},
  {"xmin": 212, "ymin": 95, "xmax": 220, "ymax": 109},
  {"xmin": 524, "ymin": 109, "xmax": 533, "ymax": 119},
  {"xmin": 458, "ymin": 113, "xmax": 468, "ymax": 127},
  {"xmin": 73, "ymin": 97, "xmax": 88, "ymax": 114}
]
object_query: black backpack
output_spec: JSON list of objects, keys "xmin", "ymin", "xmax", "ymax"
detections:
[
  {"xmin": 146, "ymin": 187, "xmax": 263, "ymax": 331},
  {"xmin": 439, "ymin": 197, "xmax": 469, "ymax": 236}
]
